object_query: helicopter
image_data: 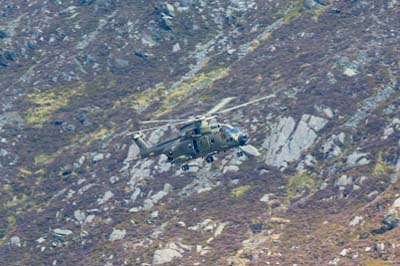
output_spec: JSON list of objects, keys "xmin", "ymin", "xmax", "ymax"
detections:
[{"xmin": 127, "ymin": 94, "xmax": 276, "ymax": 171}]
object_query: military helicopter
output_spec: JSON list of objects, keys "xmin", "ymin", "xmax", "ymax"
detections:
[{"xmin": 127, "ymin": 94, "xmax": 276, "ymax": 171}]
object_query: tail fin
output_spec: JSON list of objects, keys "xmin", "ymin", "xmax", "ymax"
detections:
[{"xmin": 131, "ymin": 133, "xmax": 149, "ymax": 153}]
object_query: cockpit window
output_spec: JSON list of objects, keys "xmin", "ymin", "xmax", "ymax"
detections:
[{"xmin": 223, "ymin": 126, "xmax": 240, "ymax": 135}]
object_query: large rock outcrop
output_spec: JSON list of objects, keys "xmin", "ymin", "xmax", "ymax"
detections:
[{"xmin": 263, "ymin": 115, "xmax": 328, "ymax": 169}]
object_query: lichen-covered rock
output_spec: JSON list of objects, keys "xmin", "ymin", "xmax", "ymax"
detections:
[
  {"xmin": 109, "ymin": 228, "xmax": 126, "ymax": 241},
  {"xmin": 74, "ymin": 210, "xmax": 86, "ymax": 224},
  {"xmin": 263, "ymin": 115, "xmax": 327, "ymax": 169},
  {"xmin": 97, "ymin": 191, "xmax": 114, "ymax": 205},
  {"xmin": 335, "ymin": 175, "xmax": 353, "ymax": 188},
  {"xmin": 0, "ymin": 112, "xmax": 24, "ymax": 132},
  {"xmin": 304, "ymin": 0, "xmax": 319, "ymax": 9},
  {"xmin": 152, "ymin": 248, "xmax": 182, "ymax": 265},
  {"xmin": 10, "ymin": 236, "xmax": 21, "ymax": 247},
  {"xmin": 53, "ymin": 229, "xmax": 73, "ymax": 236},
  {"xmin": 346, "ymin": 151, "xmax": 370, "ymax": 167}
]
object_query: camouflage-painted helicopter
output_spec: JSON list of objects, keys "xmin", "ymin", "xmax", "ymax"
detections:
[{"xmin": 128, "ymin": 94, "xmax": 275, "ymax": 171}]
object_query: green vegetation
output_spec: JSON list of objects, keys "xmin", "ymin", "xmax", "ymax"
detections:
[
  {"xmin": 283, "ymin": 4, "xmax": 303, "ymax": 24},
  {"xmin": 112, "ymin": 82, "xmax": 166, "ymax": 110},
  {"xmin": 156, "ymin": 67, "xmax": 230, "ymax": 116},
  {"xmin": 167, "ymin": 68, "xmax": 229, "ymax": 102},
  {"xmin": 286, "ymin": 172, "xmax": 318, "ymax": 200},
  {"xmin": 0, "ymin": 216, "xmax": 17, "ymax": 246},
  {"xmin": 372, "ymin": 151, "xmax": 392, "ymax": 176},
  {"xmin": 199, "ymin": 91, "xmax": 214, "ymax": 102},
  {"xmin": 86, "ymin": 127, "xmax": 113, "ymax": 145},
  {"xmin": 364, "ymin": 258, "xmax": 389, "ymax": 266},
  {"xmin": 3, "ymin": 184, "xmax": 13, "ymax": 193},
  {"xmin": 34, "ymin": 153, "xmax": 55, "ymax": 166},
  {"xmin": 4, "ymin": 194, "xmax": 28, "ymax": 208},
  {"xmin": 24, "ymin": 85, "xmax": 85, "ymax": 127},
  {"xmin": 7, "ymin": 216, "xmax": 16, "ymax": 228},
  {"xmin": 18, "ymin": 167, "xmax": 33, "ymax": 176},
  {"xmin": 282, "ymin": 1, "xmax": 329, "ymax": 25},
  {"xmin": 112, "ymin": 67, "xmax": 230, "ymax": 116},
  {"xmin": 230, "ymin": 185, "xmax": 251, "ymax": 198},
  {"xmin": 311, "ymin": 5, "xmax": 330, "ymax": 22}
]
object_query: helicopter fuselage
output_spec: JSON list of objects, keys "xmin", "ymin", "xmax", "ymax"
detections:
[
  {"xmin": 134, "ymin": 125, "xmax": 248, "ymax": 166},
  {"xmin": 129, "ymin": 95, "xmax": 276, "ymax": 171}
]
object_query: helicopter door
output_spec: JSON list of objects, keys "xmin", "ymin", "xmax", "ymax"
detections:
[
  {"xmin": 193, "ymin": 139, "xmax": 200, "ymax": 154},
  {"xmin": 199, "ymin": 136, "xmax": 210, "ymax": 152}
]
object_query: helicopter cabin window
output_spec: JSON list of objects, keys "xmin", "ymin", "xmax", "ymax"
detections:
[
  {"xmin": 220, "ymin": 128, "xmax": 226, "ymax": 139},
  {"xmin": 193, "ymin": 140, "xmax": 200, "ymax": 153},
  {"xmin": 192, "ymin": 128, "xmax": 200, "ymax": 136}
]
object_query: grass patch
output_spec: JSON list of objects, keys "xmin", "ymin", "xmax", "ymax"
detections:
[
  {"xmin": 372, "ymin": 151, "xmax": 393, "ymax": 176},
  {"xmin": 311, "ymin": 5, "xmax": 330, "ymax": 22},
  {"xmin": 286, "ymin": 172, "xmax": 318, "ymax": 200},
  {"xmin": 113, "ymin": 67, "xmax": 230, "ymax": 116},
  {"xmin": 33, "ymin": 142, "xmax": 85, "ymax": 167},
  {"xmin": 7, "ymin": 216, "xmax": 16, "ymax": 229},
  {"xmin": 25, "ymin": 85, "xmax": 85, "ymax": 127},
  {"xmin": 283, "ymin": 4, "xmax": 303, "ymax": 24},
  {"xmin": 86, "ymin": 127, "xmax": 113, "ymax": 145},
  {"xmin": 230, "ymin": 185, "xmax": 251, "ymax": 198},
  {"xmin": 156, "ymin": 67, "xmax": 230, "ymax": 116},
  {"xmin": 199, "ymin": 91, "xmax": 214, "ymax": 102},
  {"xmin": 112, "ymin": 82, "xmax": 166, "ymax": 111},
  {"xmin": 0, "ymin": 216, "xmax": 17, "ymax": 246},
  {"xmin": 247, "ymin": 40, "xmax": 261, "ymax": 53},
  {"xmin": 3, "ymin": 184, "xmax": 12, "ymax": 193},
  {"xmin": 34, "ymin": 153, "xmax": 55, "ymax": 166},
  {"xmin": 364, "ymin": 258, "xmax": 389, "ymax": 266},
  {"xmin": 18, "ymin": 167, "xmax": 33, "ymax": 176},
  {"xmin": 4, "ymin": 194, "xmax": 28, "ymax": 208}
]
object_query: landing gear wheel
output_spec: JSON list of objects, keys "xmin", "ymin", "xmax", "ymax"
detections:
[
  {"xmin": 205, "ymin": 156, "xmax": 214, "ymax": 163},
  {"xmin": 181, "ymin": 164, "xmax": 189, "ymax": 171},
  {"xmin": 237, "ymin": 151, "xmax": 244, "ymax": 157}
]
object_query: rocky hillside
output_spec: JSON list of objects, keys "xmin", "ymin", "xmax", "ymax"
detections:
[{"xmin": 1, "ymin": 0, "xmax": 399, "ymax": 265}]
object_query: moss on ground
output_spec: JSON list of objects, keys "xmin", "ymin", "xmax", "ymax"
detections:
[
  {"xmin": 3, "ymin": 184, "xmax": 13, "ymax": 193},
  {"xmin": 372, "ymin": 151, "xmax": 392, "ymax": 176},
  {"xmin": 34, "ymin": 153, "xmax": 55, "ymax": 166},
  {"xmin": 230, "ymin": 185, "xmax": 251, "ymax": 198},
  {"xmin": 283, "ymin": 4, "xmax": 303, "ymax": 24},
  {"xmin": 364, "ymin": 258, "xmax": 389, "ymax": 266},
  {"xmin": 0, "ymin": 216, "xmax": 17, "ymax": 247},
  {"xmin": 156, "ymin": 67, "xmax": 230, "ymax": 116},
  {"xmin": 311, "ymin": 5, "xmax": 330, "ymax": 22},
  {"xmin": 113, "ymin": 67, "xmax": 230, "ymax": 116},
  {"xmin": 4, "ymin": 194, "xmax": 28, "ymax": 208},
  {"xmin": 286, "ymin": 172, "xmax": 318, "ymax": 200},
  {"xmin": 24, "ymin": 85, "xmax": 85, "ymax": 127},
  {"xmin": 18, "ymin": 167, "xmax": 33, "ymax": 176},
  {"xmin": 86, "ymin": 127, "xmax": 113, "ymax": 145},
  {"xmin": 112, "ymin": 82, "xmax": 166, "ymax": 111}
]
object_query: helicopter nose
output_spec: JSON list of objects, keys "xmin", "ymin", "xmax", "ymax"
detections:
[{"xmin": 238, "ymin": 134, "xmax": 248, "ymax": 146}]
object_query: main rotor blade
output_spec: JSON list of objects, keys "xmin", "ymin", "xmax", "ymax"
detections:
[
  {"xmin": 205, "ymin": 97, "xmax": 236, "ymax": 115},
  {"xmin": 140, "ymin": 118, "xmax": 188, "ymax": 124},
  {"xmin": 131, "ymin": 92, "xmax": 278, "ymax": 135},
  {"xmin": 240, "ymin": 145, "xmax": 261, "ymax": 157},
  {"xmin": 126, "ymin": 124, "xmax": 171, "ymax": 136},
  {"xmin": 218, "ymin": 94, "xmax": 276, "ymax": 114}
]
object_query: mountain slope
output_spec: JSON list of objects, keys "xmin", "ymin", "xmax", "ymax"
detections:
[{"xmin": 0, "ymin": 0, "xmax": 399, "ymax": 265}]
